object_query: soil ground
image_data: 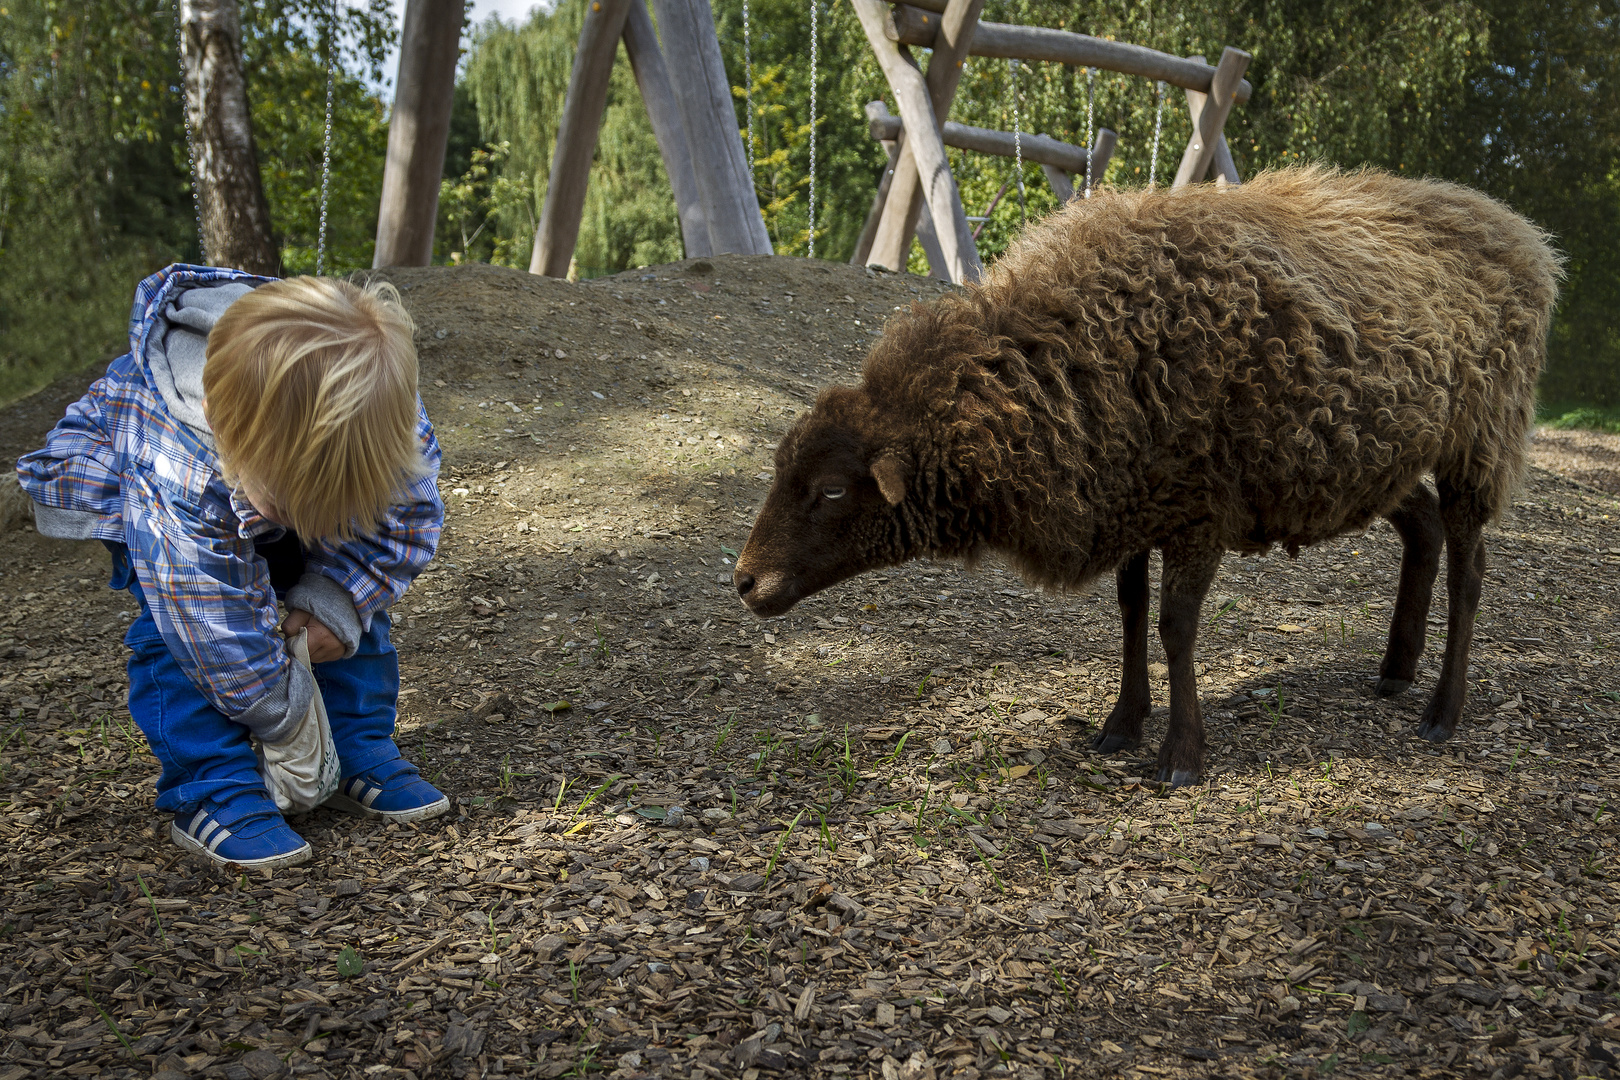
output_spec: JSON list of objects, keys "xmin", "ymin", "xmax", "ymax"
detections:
[{"xmin": 2, "ymin": 255, "xmax": 1619, "ymax": 1080}]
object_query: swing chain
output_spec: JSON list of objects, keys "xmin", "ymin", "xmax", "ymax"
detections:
[
  {"xmin": 1149, "ymin": 80, "xmax": 1165, "ymax": 190},
  {"xmin": 808, "ymin": 0, "xmax": 817, "ymax": 259},
  {"xmin": 1083, "ymin": 67, "xmax": 1094, "ymax": 198},
  {"xmin": 172, "ymin": 0, "xmax": 207, "ymax": 264},
  {"xmin": 743, "ymin": 0, "xmax": 754, "ymax": 188},
  {"xmin": 316, "ymin": 0, "xmax": 338, "ymax": 276},
  {"xmin": 1008, "ymin": 60, "xmax": 1025, "ymax": 224}
]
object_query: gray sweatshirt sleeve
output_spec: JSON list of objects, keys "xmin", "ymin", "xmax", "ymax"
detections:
[
  {"xmin": 285, "ymin": 572, "xmax": 363, "ymax": 658},
  {"xmin": 235, "ymin": 660, "xmax": 316, "ymax": 745}
]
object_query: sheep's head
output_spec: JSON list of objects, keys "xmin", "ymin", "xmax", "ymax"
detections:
[{"xmin": 735, "ymin": 385, "xmax": 916, "ymax": 618}]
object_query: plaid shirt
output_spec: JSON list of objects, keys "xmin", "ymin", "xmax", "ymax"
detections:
[{"xmin": 15, "ymin": 264, "xmax": 443, "ymax": 722}]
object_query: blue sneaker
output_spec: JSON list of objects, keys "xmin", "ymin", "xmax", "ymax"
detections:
[
  {"xmin": 170, "ymin": 791, "xmax": 312, "ymax": 870},
  {"xmin": 325, "ymin": 759, "xmax": 449, "ymax": 823}
]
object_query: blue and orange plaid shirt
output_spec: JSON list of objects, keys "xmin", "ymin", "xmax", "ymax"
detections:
[{"xmin": 15, "ymin": 265, "xmax": 443, "ymax": 722}]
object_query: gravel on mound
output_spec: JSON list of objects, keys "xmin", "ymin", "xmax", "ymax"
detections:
[{"xmin": 2, "ymin": 255, "xmax": 1619, "ymax": 1080}]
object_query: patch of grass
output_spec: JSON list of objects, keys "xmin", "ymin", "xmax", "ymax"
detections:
[
  {"xmin": 1539, "ymin": 403, "xmax": 1620, "ymax": 434},
  {"xmin": 135, "ymin": 872, "xmax": 167, "ymax": 945},
  {"xmin": 85, "ymin": 976, "xmax": 135, "ymax": 1058}
]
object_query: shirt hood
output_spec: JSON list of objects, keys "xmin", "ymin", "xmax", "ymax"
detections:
[{"xmin": 143, "ymin": 275, "xmax": 260, "ymax": 439}]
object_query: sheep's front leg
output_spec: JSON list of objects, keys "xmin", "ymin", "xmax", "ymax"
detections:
[
  {"xmin": 1154, "ymin": 544, "xmax": 1222, "ymax": 787},
  {"xmin": 1093, "ymin": 551, "xmax": 1152, "ymax": 753}
]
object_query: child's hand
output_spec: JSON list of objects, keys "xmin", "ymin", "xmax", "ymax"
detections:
[{"xmin": 281, "ymin": 609, "xmax": 345, "ymax": 664}]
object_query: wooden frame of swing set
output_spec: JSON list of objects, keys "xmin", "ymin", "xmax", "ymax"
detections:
[
  {"xmin": 450, "ymin": 0, "xmax": 1252, "ymax": 284},
  {"xmin": 851, "ymin": 0, "xmax": 1252, "ymax": 283}
]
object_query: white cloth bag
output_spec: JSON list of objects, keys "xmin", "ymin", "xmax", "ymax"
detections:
[{"xmin": 256, "ymin": 629, "xmax": 342, "ymax": 814}]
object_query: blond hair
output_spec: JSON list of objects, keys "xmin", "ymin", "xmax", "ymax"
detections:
[{"xmin": 203, "ymin": 276, "xmax": 425, "ymax": 541}]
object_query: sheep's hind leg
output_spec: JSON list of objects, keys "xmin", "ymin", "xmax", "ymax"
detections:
[
  {"xmin": 1154, "ymin": 544, "xmax": 1222, "ymax": 787},
  {"xmin": 1417, "ymin": 481, "xmax": 1488, "ymax": 742},
  {"xmin": 1377, "ymin": 485, "xmax": 1443, "ymax": 697},
  {"xmin": 1093, "ymin": 551, "xmax": 1152, "ymax": 754}
]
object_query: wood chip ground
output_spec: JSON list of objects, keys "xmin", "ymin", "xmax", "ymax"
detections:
[{"xmin": 3, "ymin": 256, "xmax": 1618, "ymax": 1079}]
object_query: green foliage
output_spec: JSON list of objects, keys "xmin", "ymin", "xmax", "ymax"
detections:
[
  {"xmin": 0, "ymin": 0, "xmax": 193, "ymax": 405},
  {"xmin": 1538, "ymin": 404, "xmax": 1620, "ymax": 435},
  {"xmin": 460, "ymin": 1, "xmax": 683, "ymax": 274},
  {"xmin": 0, "ymin": 0, "xmax": 396, "ymax": 407},
  {"xmin": 5, "ymin": 0, "xmax": 1619, "ymax": 408}
]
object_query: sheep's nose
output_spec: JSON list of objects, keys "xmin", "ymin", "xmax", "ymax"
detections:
[{"xmin": 735, "ymin": 571, "xmax": 756, "ymax": 598}]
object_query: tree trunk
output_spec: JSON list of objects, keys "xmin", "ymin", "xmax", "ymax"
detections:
[
  {"xmin": 374, "ymin": 0, "xmax": 464, "ymax": 268},
  {"xmin": 179, "ymin": 0, "xmax": 278, "ymax": 276}
]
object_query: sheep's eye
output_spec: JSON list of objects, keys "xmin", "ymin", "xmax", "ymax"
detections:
[{"xmin": 822, "ymin": 486, "xmax": 846, "ymax": 500}]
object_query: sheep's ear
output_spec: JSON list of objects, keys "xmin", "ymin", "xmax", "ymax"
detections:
[{"xmin": 871, "ymin": 456, "xmax": 909, "ymax": 506}]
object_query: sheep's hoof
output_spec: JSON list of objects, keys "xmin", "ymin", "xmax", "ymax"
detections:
[
  {"xmin": 1155, "ymin": 767, "xmax": 1201, "ymax": 789},
  {"xmin": 1416, "ymin": 717, "xmax": 1454, "ymax": 743},
  {"xmin": 1375, "ymin": 677, "xmax": 1413, "ymax": 698},
  {"xmin": 1091, "ymin": 732, "xmax": 1139, "ymax": 754}
]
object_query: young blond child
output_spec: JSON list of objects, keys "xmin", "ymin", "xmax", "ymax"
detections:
[{"xmin": 16, "ymin": 265, "xmax": 448, "ymax": 869}]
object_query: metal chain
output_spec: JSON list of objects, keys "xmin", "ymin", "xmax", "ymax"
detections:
[
  {"xmin": 743, "ymin": 0, "xmax": 754, "ymax": 189},
  {"xmin": 316, "ymin": 0, "xmax": 338, "ymax": 276},
  {"xmin": 172, "ymin": 0, "xmax": 207, "ymax": 264},
  {"xmin": 1149, "ymin": 80, "xmax": 1165, "ymax": 190},
  {"xmin": 1083, "ymin": 67, "xmax": 1094, "ymax": 197},
  {"xmin": 1008, "ymin": 60, "xmax": 1025, "ymax": 224},
  {"xmin": 807, "ymin": 0, "xmax": 817, "ymax": 259}
]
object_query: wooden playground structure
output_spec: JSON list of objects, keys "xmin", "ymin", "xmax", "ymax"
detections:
[{"xmin": 367, "ymin": 0, "xmax": 1252, "ymax": 284}]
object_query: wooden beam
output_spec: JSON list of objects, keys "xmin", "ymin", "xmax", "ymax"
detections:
[
  {"xmin": 856, "ymin": 0, "xmax": 983, "ymax": 281},
  {"xmin": 531, "ymin": 0, "xmax": 632, "ymax": 277},
  {"xmin": 622, "ymin": 0, "xmax": 710, "ymax": 257},
  {"xmin": 868, "ymin": 113, "xmax": 1097, "ymax": 174},
  {"xmin": 887, "ymin": 3, "xmax": 1252, "ymax": 103},
  {"xmin": 1171, "ymin": 46, "xmax": 1249, "ymax": 189},
  {"xmin": 914, "ymin": 200, "xmax": 948, "ymax": 275},
  {"xmin": 1040, "ymin": 164, "xmax": 1073, "ymax": 204},
  {"xmin": 852, "ymin": 104, "xmax": 903, "ymax": 266},
  {"xmin": 652, "ymin": 0, "xmax": 772, "ymax": 255},
  {"xmin": 373, "ymin": 0, "xmax": 463, "ymax": 269},
  {"xmin": 1182, "ymin": 70, "xmax": 1240, "ymax": 186}
]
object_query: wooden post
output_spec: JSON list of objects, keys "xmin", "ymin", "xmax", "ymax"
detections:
[
  {"xmin": 914, "ymin": 203, "xmax": 948, "ymax": 274},
  {"xmin": 179, "ymin": 0, "xmax": 278, "ymax": 275},
  {"xmin": 652, "ymin": 0, "xmax": 772, "ymax": 255},
  {"xmin": 1040, "ymin": 164, "xmax": 1073, "ymax": 203},
  {"xmin": 852, "ymin": 104, "xmax": 902, "ymax": 267},
  {"xmin": 531, "ymin": 0, "xmax": 633, "ymax": 277},
  {"xmin": 1182, "ymin": 69, "xmax": 1240, "ymax": 186},
  {"xmin": 1171, "ymin": 47, "xmax": 1249, "ymax": 189},
  {"xmin": 854, "ymin": 0, "xmax": 982, "ymax": 282},
  {"xmin": 373, "ymin": 0, "xmax": 464, "ymax": 268},
  {"xmin": 622, "ymin": 0, "xmax": 711, "ymax": 258}
]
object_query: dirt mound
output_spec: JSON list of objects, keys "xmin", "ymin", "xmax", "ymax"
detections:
[{"xmin": 3, "ymin": 255, "xmax": 1619, "ymax": 1079}]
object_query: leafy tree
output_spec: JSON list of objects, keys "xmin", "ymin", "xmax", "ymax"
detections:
[{"xmin": 0, "ymin": 0, "xmax": 397, "ymax": 405}]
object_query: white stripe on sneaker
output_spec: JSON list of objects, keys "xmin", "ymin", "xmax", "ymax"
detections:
[
  {"xmin": 187, "ymin": 810, "xmax": 208, "ymax": 838},
  {"xmin": 206, "ymin": 825, "xmax": 233, "ymax": 854},
  {"xmin": 196, "ymin": 819, "xmax": 221, "ymax": 845},
  {"xmin": 359, "ymin": 785, "xmax": 382, "ymax": 809}
]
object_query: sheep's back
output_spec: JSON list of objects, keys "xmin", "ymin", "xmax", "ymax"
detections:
[{"xmin": 960, "ymin": 167, "xmax": 1560, "ymax": 559}]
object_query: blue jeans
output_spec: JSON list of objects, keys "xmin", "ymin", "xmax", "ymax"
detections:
[{"xmin": 110, "ymin": 543, "xmax": 403, "ymax": 814}]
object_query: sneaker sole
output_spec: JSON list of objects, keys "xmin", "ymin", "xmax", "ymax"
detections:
[
  {"xmin": 169, "ymin": 822, "xmax": 312, "ymax": 870},
  {"xmin": 324, "ymin": 792, "xmax": 451, "ymax": 823}
]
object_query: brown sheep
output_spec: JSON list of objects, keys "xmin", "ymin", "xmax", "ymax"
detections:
[{"xmin": 734, "ymin": 166, "xmax": 1561, "ymax": 786}]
